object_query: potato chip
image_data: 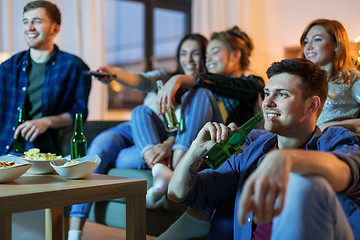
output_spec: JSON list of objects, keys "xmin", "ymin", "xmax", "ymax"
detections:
[
  {"xmin": 0, "ymin": 161, "xmax": 16, "ymax": 168},
  {"xmin": 23, "ymin": 148, "xmax": 62, "ymax": 160}
]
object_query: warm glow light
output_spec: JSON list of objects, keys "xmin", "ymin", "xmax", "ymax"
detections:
[
  {"xmin": 0, "ymin": 52, "xmax": 11, "ymax": 64},
  {"xmin": 355, "ymin": 36, "xmax": 360, "ymax": 43}
]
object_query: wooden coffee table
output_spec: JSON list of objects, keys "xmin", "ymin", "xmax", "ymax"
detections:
[{"xmin": 0, "ymin": 173, "xmax": 146, "ymax": 240}]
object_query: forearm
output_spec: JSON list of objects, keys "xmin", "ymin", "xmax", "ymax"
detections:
[
  {"xmin": 168, "ymin": 141, "xmax": 206, "ymax": 202},
  {"xmin": 284, "ymin": 149, "xmax": 351, "ymax": 192},
  {"xmin": 178, "ymin": 75, "xmax": 197, "ymax": 89},
  {"xmin": 194, "ymin": 73, "xmax": 264, "ymax": 99},
  {"xmin": 42, "ymin": 112, "xmax": 73, "ymax": 129},
  {"xmin": 114, "ymin": 71, "xmax": 142, "ymax": 89}
]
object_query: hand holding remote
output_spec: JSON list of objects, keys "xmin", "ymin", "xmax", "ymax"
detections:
[{"xmin": 85, "ymin": 71, "xmax": 116, "ymax": 84}]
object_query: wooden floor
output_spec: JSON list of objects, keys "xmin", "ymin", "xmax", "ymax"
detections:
[{"xmin": 83, "ymin": 221, "xmax": 156, "ymax": 240}]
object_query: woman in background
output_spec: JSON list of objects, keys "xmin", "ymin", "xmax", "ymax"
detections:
[
  {"xmin": 132, "ymin": 26, "xmax": 265, "ymax": 239},
  {"xmin": 67, "ymin": 33, "xmax": 208, "ymax": 240},
  {"xmin": 301, "ymin": 18, "xmax": 360, "ymax": 130}
]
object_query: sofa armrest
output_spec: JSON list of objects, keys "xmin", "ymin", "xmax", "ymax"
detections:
[{"xmin": 54, "ymin": 120, "xmax": 124, "ymax": 156}]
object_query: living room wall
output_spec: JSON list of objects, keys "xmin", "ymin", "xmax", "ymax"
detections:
[{"xmin": 192, "ymin": 0, "xmax": 360, "ymax": 81}]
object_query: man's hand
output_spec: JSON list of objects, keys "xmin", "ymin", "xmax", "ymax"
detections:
[
  {"xmin": 14, "ymin": 118, "xmax": 51, "ymax": 142},
  {"xmin": 237, "ymin": 150, "xmax": 291, "ymax": 225},
  {"xmin": 144, "ymin": 137, "xmax": 175, "ymax": 168}
]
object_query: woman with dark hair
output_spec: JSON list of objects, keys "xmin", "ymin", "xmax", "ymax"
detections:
[
  {"xmin": 300, "ymin": 19, "xmax": 360, "ymax": 130},
  {"xmin": 132, "ymin": 26, "xmax": 265, "ymax": 239},
  {"xmin": 67, "ymin": 33, "xmax": 208, "ymax": 240}
]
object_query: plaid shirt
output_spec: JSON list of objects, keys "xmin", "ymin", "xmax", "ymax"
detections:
[
  {"xmin": 194, "ymin": 73, "xmax": 265, "ymax": 125},
  {"xmin": 0, "ymin": 45, "xmax": 91, "ymax": 154}
]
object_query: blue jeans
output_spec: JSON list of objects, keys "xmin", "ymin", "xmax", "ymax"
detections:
[
  {"xmin": 271, "ymin": 173, "xmax": 353, "ymax": 240},
  {"xmin": 70, "ymin": 121, "xmax": 147, "ymax": 218},
  {"xmin": 131, "ymin": 88, "xmax": 222, "ymax": 157},
  {"xmin": 209, "ymin": 174, "xmax": 354, "ymax": 239}
]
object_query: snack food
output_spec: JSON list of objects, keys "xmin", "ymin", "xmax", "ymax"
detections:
[
  {"xmin": 0, "ymin": 161, "xmax": 16, "ymax": 168},
  {"xmin": 23, "ymin": 148, "xmax": 62, "ymax": 160},
  {"xmin": 62, "ymin": 160, "xmax": 81, "ymax": 167}
]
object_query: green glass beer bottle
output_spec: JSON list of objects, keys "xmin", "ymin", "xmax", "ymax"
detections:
[
  {"xmin": 70, "ymin": 113, "xmax": 87, "ymax": 159},
  {"xmin": 204, "ymin": 113, "xmax": 263, "ymax": 169},
  {"xmin": 156, "ymin": 80, "xmax": 179, "ymax": 132},
  {"xmin": 13, "ymin": 106, "xmax": 26, "ymax": 153}
]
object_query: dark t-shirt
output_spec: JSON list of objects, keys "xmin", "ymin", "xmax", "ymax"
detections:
[{"xmin": 25, "ymin": 59, "xmax": 46, "ymax": 119}]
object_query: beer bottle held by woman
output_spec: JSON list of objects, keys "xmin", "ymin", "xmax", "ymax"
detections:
[
  {"xmin": 204, "ymin": 113, "xmax": 263, "ymax": 169},
  {"xmin": 156, "ymin": 80, "xmax": 179, "ymax": 132},
  {"xmin": 70, "ymin": 113, "xmax": 87, "ymax": 159},
  {"xmin": 13, "ymin": 106, "xmax": 26, "ymax": 153}
]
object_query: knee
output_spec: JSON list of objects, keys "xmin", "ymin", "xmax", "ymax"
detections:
[
  {"xmin": 91, "ymin": 131, "xmax": 120, "ymax": 145},
  {"xmin": 132, "ymin": 105, "xmax": 151, "ymax": 116},
  {"xmin": 286, "ymin": 173, "xmax": 335, "ymax": 207}
]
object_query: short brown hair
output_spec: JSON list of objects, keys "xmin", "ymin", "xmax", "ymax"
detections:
[
  {"xmin": 24, "ymin": 1, "xmax": 61, "ymax": 25},
  {"xmin": 267, "ymin": 58, "xmax": 328, "ymax": 114}
]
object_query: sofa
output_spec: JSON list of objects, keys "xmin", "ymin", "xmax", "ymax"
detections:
[
  {"xmin": 54, "ymin": 120, "xmax": 192, "ymax": 237},
  {"xmin": 55, "ymin": 120, "xmax": 360, "ymax": 238}
]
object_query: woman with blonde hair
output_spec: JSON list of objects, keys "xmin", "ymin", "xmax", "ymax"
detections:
[
  {"xmin": 137, "ymin": 25, "xmax": 265, "ymax": 239},
  {"xmin": 300, "ymin": 18, "xmax": 360, "ymax": 129}
]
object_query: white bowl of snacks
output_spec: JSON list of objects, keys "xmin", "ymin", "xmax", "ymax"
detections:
[
  {"xmin": 22, "ymin": 148, "xmax": 63, "ymax": 174},
  {"xmin": 50, "ymin": 154, "xmax": 101, "ymax": 179},
  {"xmin": 0, "ymin": 155, "xmax": 33, "ymax": 183}
]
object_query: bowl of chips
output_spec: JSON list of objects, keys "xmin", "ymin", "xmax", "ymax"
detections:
[
  {"xmin": 22, "ymin": 148, "xmax": 63, "ymax": 174},
  {"xmin": 0, "ymin": 155, "xmax": 33, "ymax": 183},
  {"xmin": 50, "ymin": 154, "xmax": 101, "ymax": 179}
]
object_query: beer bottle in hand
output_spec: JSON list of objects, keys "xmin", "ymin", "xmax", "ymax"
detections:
[
  {"xmin": 13, "ymin": 106, "xmax": 26, "ymax": 153},
  {"xmin": 70, "ymin": 113, "xmax": 87, "ymax": 159},
  {"xmin": 204, "ymin": 113, "xmax": 263, "ymax": 169},
  {"xmin": 156, "ymin": 80, "xmax": 179, "ymax": 132}
]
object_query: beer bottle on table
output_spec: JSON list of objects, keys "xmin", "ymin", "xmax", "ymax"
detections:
[
  {"xmin": 13, "ymin": 106, "xmax": 26, "ymax": 153},
  {"xmin": 70, "ymin": 113, "xmax": 87, "ymax": 159},
  {"xmin": 204, "ymin": 113, "xmax": 263, "ymax": 169},
  {"xmin": 156, "ymin": 80, "xmax": 179, "ymax": 132}
]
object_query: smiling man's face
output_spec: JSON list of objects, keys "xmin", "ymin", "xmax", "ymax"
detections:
[
  {"xmin": 23, "ymin": 7, "xmax": 58, "ymax": 50},
  {"xmin": 262, "ymin": 73, "xmax": 313, "ymax": 137}
]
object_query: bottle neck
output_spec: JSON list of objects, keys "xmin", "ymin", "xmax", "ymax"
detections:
[
  {"xmin": 74, "ymin": 114, "xmax": 84, "ymax": 135},
  {"xmin": 236, "ymin": 113, "xmax": 263, "ymax": 134}
]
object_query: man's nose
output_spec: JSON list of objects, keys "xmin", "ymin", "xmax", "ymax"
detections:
[
  {"xmin": 263, "ymin": 95, "xmax": 276, "ymax": 108},
  {"xmin": 27, "ymin": 22, "xmax": 35, "ymax": 30}
]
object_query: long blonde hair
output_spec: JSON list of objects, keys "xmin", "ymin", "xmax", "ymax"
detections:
[{"xmin": 300, "ymin": 19, "xmax": 351, "ymax": 84}]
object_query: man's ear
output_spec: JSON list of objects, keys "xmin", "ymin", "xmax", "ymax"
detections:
[
  {"xmin": 52, "ymin": 24, "xmax": 60, "ymax": 36},
  {"xmin": 308, "ymin": 95, "xmax": 321, "ymax": 114}
]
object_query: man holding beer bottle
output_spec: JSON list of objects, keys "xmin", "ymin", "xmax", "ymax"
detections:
[
  {"xmin": 162, "ymin": 58, "xmax": 360, "ymax": 239},
  {"xmin": 0, "ymin": 1, "xmax": 91, "ymax": 155}
]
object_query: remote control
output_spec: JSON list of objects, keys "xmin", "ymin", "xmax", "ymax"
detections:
[{"xmin": 85, "ymin": 71, "xmax": 116, "ymax": 79}]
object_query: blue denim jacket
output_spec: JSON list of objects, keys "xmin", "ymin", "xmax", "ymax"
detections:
[{"xmin": 184, "ymin": 127, "xmax": 360, "ymax": 239}]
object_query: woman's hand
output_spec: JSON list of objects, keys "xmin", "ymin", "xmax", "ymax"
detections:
[
  {"xmin": 95, "ymin": 66, "xmax": 122, "ymax": 84},
  {"xmin": 156, "ymin": 75, "xmax": 182, "ymax": 115},
  {"xmin": 156, "ymin": 74, "xmax": 197, "ymax": 115},
  {"xmin": 143, "ymin": 137, "xmax": 176, "ymax": 168}
]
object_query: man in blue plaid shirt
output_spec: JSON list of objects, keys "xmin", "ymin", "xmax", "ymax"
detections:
[{"xmin": 0, "ymin": 1, "xmax": 91, "ymax": 155}]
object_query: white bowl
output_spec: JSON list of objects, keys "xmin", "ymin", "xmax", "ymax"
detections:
[
  {"xmin": 23, "ymin": 158, "xmax": 63, "ymax": 174},
  {"xmin": 50, "ymin": 155, "xmax": 101, "ymax": 179},
  {"xmin": 0, "ymin": 155, "xmax": 33, "ymax": 183}
]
